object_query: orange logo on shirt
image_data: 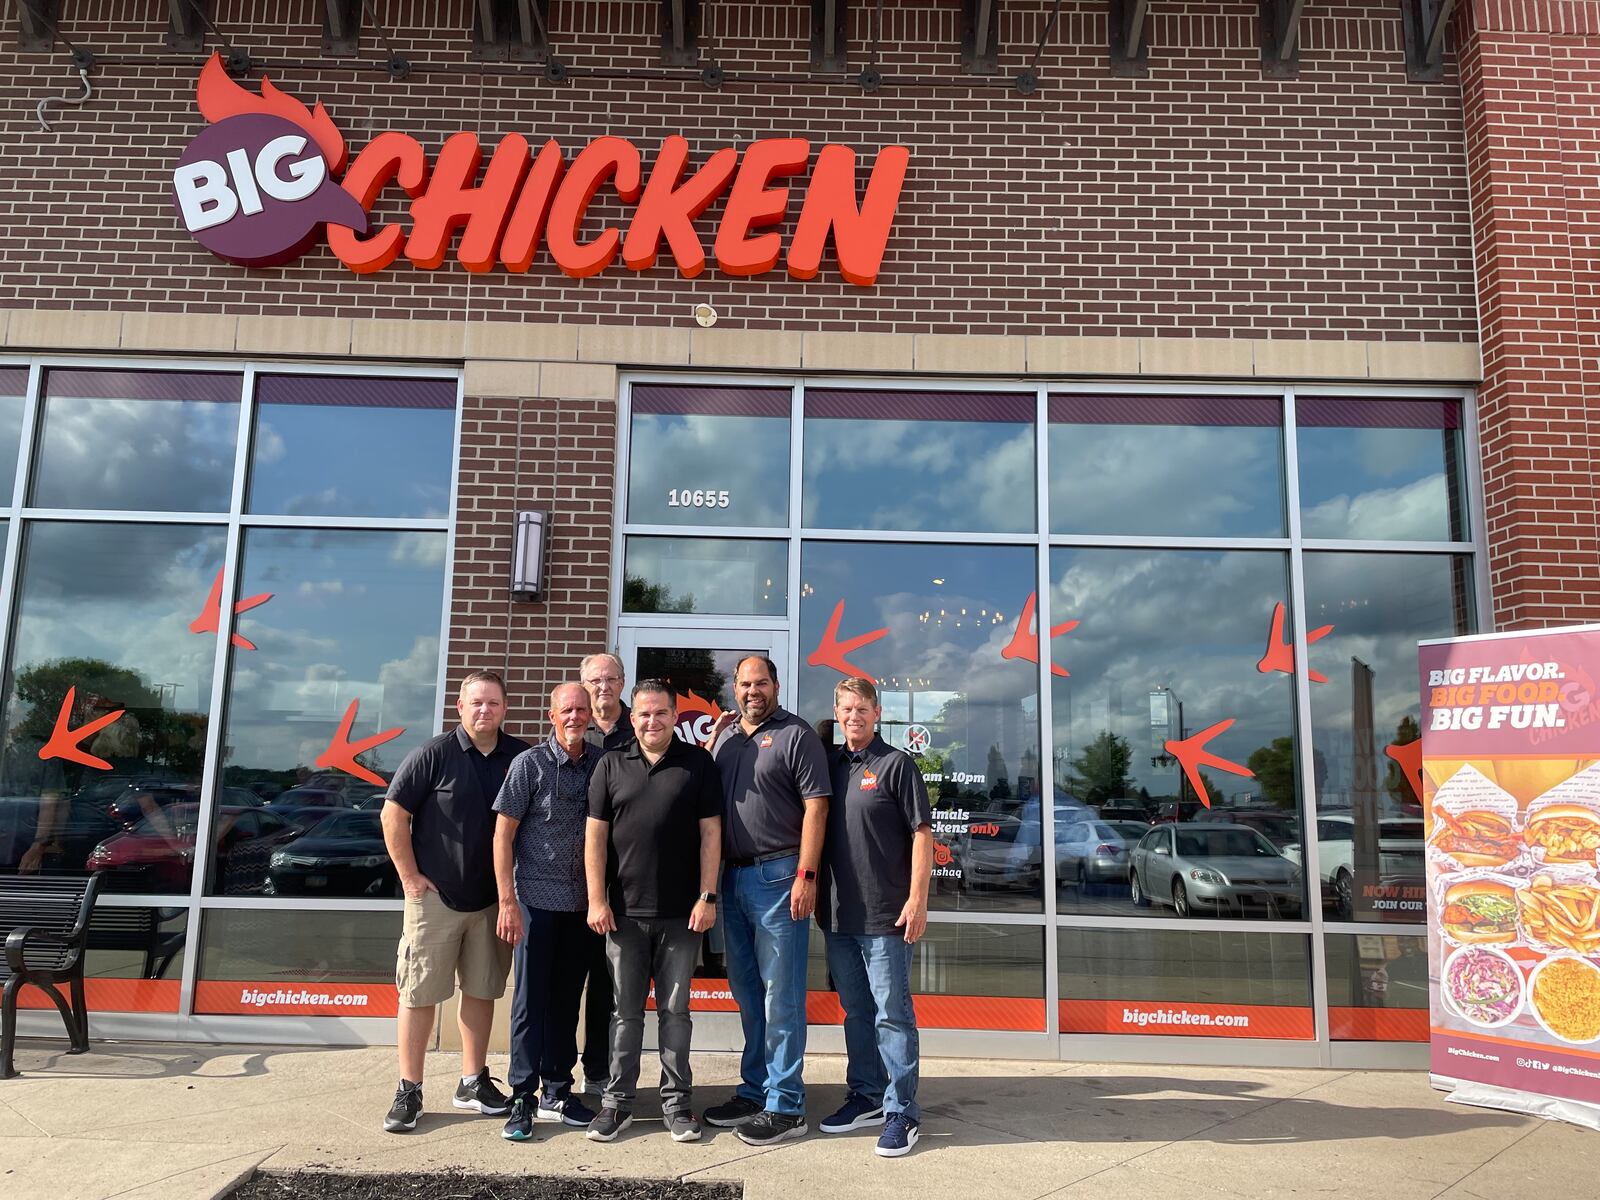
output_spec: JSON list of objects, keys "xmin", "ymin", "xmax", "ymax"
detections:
[{"xmin": 860, "ymin": 768, "xmax": 878, "ymax": 791}]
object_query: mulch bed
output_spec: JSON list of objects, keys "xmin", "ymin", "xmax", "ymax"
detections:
[{"xmin": 231, "ymin": 1172, "xmax": 739, "ymax": 1200}]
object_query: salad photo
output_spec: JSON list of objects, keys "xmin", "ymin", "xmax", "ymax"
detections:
[{"xmin": 1442, "ymin": 945, "xmax": 1524, "ymax": 1028}]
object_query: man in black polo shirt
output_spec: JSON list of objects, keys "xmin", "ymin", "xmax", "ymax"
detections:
[
  {"xmin": 380, "ymin": 670, "xmax": 530, "ymax": 1133},
  {"xmin": 703, "ymin": 655, "xmax": 831, "ymax": 1146},
  {"xmin": 581, "ymin": 681, "xmax": 721, "ymax": 1143},
  {"xmin": 815, "ymin": 677, "xmax": 932, "ymax": 1158},
  {"xmin": 577, "ymin": 651, "xmax": 632, "ymax": 1094}
]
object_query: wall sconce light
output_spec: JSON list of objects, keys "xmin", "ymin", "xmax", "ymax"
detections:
[{"xmin": 511, "ymin": 510, "xmax": 552, "ymax": 602}]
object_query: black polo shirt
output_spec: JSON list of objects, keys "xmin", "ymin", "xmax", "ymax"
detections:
[
  {"xmin": 385, "ymin": 725, "xmax": 530, "ymax": 912},
  {"xmin": 818, "ymin": 735, "xmax": 933, "ymax": 936},
  {"xmin": 588, "ymin": 737, "xmax": 721, "ymax": 918},
  {"xmin": 585, "ymin": 701, "xmax": 635, "ymax": 752},
  {"xmin": 711, "ymin": 706, "xmax": 832, "ymax": 860}
]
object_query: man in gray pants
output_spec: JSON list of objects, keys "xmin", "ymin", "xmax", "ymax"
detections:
[{"xmin": 582, "ymin": 681, "xmax": 722, "ymax": 1142}]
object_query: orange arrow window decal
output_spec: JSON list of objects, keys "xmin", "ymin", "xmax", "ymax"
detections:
[
  {"xmin": 1384, "ymin": 739, "xmax": 1423, "ymax": 803},
  {"xmin": 1256, "ymin": 601, "xmax": 1332, "ymax": 683},
  {"xmin": 314, "ymin": 699, "xmax": 405, "ymax": 788},
  {"xmin": 190, "ymin": 567, "xmax": 275, "ymax": 651},
  {"xmin": 1000, "ymin": 591, "xmax": 1078, "ymax": 678},
  {"xmin": 38, "ymin": 686, "xmax": 126, "ymax": 770},
  {"xmin": 1163, "ymin": 718, "xmax": 1254, "ymax": 809},
  {"xmin": 807, "ymin": 599, "xmax": 888, "ymax": 679}
]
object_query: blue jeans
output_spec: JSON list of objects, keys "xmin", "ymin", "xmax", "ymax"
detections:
[
  {"xmin": 823, "ymin": 931, "xmax": 920, "ymax": 1122},
  {"xmin": 723, "ymin": 853, "xmax": 809, "ymax": 1115}
]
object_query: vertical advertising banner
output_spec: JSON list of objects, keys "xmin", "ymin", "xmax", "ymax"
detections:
[{"xmin": 1420, "ymin": 626, "xmax": 1600, "ymax": 1124}]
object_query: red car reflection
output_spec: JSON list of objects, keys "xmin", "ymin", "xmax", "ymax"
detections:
[{"xmin": 85, "ymin": 803, "xmax": 302, "ymax": 894}]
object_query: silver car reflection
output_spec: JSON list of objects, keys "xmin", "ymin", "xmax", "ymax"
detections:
[
  {"xmin": 1057, "ymin": 818, "xmax": 1150, "ymax": 888},
  {"xmin": 1129, "ymin": 823, "xmax": 1301, "ymax": 917}
]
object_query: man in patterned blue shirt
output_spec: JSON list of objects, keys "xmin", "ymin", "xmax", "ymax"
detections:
[{"xmin": 493, "ymin": 682, "xmax": 604, "ymax": 1141}]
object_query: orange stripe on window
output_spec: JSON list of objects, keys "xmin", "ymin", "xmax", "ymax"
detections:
[
  {"xmin": 1329, "ymin": 1006, "xmax": 1427, "ymax": 1042},
  {"xmin": 1060, "ymin": 999, "xmax": 1315, "ymax": 1039}
]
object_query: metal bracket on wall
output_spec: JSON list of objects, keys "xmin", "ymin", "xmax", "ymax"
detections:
[
  {"xmin": 1259, "ymin": 0, "xmax": 1304, "ymax": 78},
  {"xmin": 322, "ymin": 0, "xmax": 362, "ymax": 56},
  {"xmin": 1108, "ymin": 0, "xmax": 1150, "ymax": 77},
  {"xmin": 660, "ymin": 0, "xmax": 701, "ymax": 67},
  {"xmin": 473, "ymin": 0, "xmax": 551, "ymax": 63},
  {"xmin": 167, "ymin": 0, "xmax": 206, "ymax": 53},
  {"xmin": 962, "ymin": 0, "xmax": 1000, "ymax": 74},
  {"xmin": 14, "ymin": 0, "xmax": 60, "ymax": 52},
  {"xmin": 1401, "ymin": 0, "xmax": 1456, "ymax": 82},
  {"xmin": 810, "ymin": 0, "xmax": 848, "ymax": 72}
]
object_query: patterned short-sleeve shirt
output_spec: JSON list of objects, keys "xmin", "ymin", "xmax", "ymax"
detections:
[{"xmin": 492, "ymin": 733, "xmax": 603, "ymax": 912}]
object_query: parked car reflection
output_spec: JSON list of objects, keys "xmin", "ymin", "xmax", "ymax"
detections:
[
  {"xmin": 1283, "ymin": 813, "xmax": 1424, "ymax": 918},
  {"xmin": 266, "ymin": 810, "xmax": 397, "ymax": 897},
  {"xmin": 1129, "ymin": 822, "xmax": 1302, "ymax": 918},
  {"xmin": 1056, "ymin": 817, "xmax": 1150, "ymax": 890},
  {"xmin": 85, "ymin": 803, "xmax": 302, "ymax": 894},
  {"xmin": 264, "ymin": 786, "xmax": 351, "ymax": 831}
]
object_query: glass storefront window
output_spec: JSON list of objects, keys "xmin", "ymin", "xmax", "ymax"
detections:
[
  {"xmin": 1325, "ymin": 933, "xmax": 1428, "ymax": 1041},
  {"xmin": 0, "ymin": 522, "xmax": 224, "ymax": 893},
  {"xmin": 0, "ymin": 366, "xmax": 27, "ymax": 502},
  {"xmin": 212, "ymin": 528, "xmax": 448, "ymax": 895},
  {"xmin": 798, "ymin": 541, "xmax": 1042, "ymax": 913},
  {"xmin": 1301, "ymin": 552, "xmax": 1473, "ymax": 923},
  {"xmin": 248, "ymin": 375, "xmax": 457, "ymax": 519},
  {"xmin": 803, "ymin": 390, "xmax": 1036, "ymax": 533},
  {"xmin": 1050, "ymin": 548, "xmax": 1304, "ymax": 919},
  {"xmin": 32, "ymin": 369, "xmax": 240, "ymax": 513},
  {"xmin": 1049, "ymin": 395, "xmax": 1285, "ymax": 537},
  {"xmin": 1059, "ymin": 928, "xmax": 1313, "ymax": 1038},
  {"xmin": 627, "ymin": 385, "xmax": 790, "ymax": 528},
  {"xmin": 196, "ymin": 909, "xmax": 400, "ymax": 1015},
  {"xmin": 623, "ymin": 536, "xmax": 786, "ymax": 616},
  {"xmin": 13, "ymin": 907, "xmax": 187, "ymax": 1015},
  {"xmin": 1296, "ymin": 397, "xmax": 1467, "ymax": 541}
]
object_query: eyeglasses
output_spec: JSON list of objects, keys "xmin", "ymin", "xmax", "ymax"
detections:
[{"xmin": 583, "ymin": 675, "xmax": 623, "ymax": 686}]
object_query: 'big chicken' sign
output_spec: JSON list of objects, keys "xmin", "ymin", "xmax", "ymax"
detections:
[{"xmin": 172, "ymin": 56, "xmax": 909, "ymax": 284}]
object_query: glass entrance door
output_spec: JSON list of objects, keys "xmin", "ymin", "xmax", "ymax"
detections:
[{"xmin": 616, "ymin": 627, "xmax": 788, "ymax": 750}]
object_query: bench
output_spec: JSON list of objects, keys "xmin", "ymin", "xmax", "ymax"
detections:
[{"xmin": 1, "ymin": 872, "xmax": 104, "ymax": 1078}]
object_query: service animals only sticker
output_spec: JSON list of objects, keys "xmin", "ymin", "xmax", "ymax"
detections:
[{"xmin": 904, "ymin": 724, "xmax": 932, "ymax": 753}]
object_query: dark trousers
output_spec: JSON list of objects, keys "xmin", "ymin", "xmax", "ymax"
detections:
[
  {"xmin": 580, "ymin": 926, "xmax": 614, "ymax": 1082},
  {"xmin": 508, "ymin": 904, "xmax": 595, "ymax": 1096},
  {"xmin": 603, "ymin": 915, "xmax": 702, "ymax": 1116}
]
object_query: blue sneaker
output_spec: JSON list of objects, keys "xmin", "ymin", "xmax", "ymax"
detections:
[
  {"xmin": 875, "ymin": 1112, "xmax": 919, "ymax": 1158},
  {"xmin": 820, "ymin": 1092, "xmax": 886, "ymax": 1133}
]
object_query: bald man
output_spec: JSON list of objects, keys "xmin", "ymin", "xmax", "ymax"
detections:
[{"xmin": 493, "ymin": 683, "xmax": 605, "ymax": 1141}]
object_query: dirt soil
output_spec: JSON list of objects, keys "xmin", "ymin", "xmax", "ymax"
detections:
[{"xmin": 230, "ymin": 1171, "xmax": 740, "ymax": 1200}]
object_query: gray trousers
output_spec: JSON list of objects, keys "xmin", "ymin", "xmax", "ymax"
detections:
[{"xmin": 603, "ymin": 915, "xmax": 702, "ymax": 1115}]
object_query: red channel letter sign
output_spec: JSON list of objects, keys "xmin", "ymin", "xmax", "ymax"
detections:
[{"xmin": 172, "ymin": 56, "xmax": 910, "ymax": 285}]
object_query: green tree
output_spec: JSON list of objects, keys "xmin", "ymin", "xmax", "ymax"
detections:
[
  {"xmin": 1069, "ymin": 731, "xmax": 1135, "ymax": 807},
  {"xmin": 1246, "ymin": 736, "xmax": 1298, "ymax": 810},
  {"xmin": 622, "ymin": 574, "xmax": 694, "ymax": 614}
]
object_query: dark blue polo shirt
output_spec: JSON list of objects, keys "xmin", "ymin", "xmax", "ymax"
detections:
[{"xmin": 818, "ymin": 734, "xmax": 932, "ymax": 936}]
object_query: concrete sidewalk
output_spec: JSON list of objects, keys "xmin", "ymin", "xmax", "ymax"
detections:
[{"xmin": 0, "ymin": 1037, "xmax": 1590, "ymax": 1200}]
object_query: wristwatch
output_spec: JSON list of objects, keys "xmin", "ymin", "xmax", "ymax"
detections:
[
  {"xmin": 798, "ymin": 869, "xmax": 817, "ymax": 882},
  {"xmin": 698, "ymin": 892, "xmax": 718, "ymax": 904}
]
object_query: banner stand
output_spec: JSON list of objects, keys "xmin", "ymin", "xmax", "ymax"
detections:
[{"xmin": 1420, "ymin": 623, "xmax": 1600, "ymax": 1131}]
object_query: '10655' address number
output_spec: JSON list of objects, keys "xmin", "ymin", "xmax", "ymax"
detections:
[{"xmin": 667, "ymin": 489, "xmax": 731, "ymax": 508}]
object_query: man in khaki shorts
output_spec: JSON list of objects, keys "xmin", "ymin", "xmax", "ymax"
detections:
[{"xmin": 380, "ymin": 670, "xmax": 530, "ymax": 1132}]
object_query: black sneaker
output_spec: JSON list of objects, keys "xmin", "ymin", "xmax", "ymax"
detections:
[
  {"xmin": 453, "ymin": 1068, "xmax": 511, "ymax": 1116},
  {"xmin": 383, "ymin": 1080, "xmax": 422, "ymax": 1133},
  {"xmin": 736, "ymin": 1110, "xmax": 808, "ymax": 1146},
  {"xmin": 538, "ymin": 1087, "xmax": 597, "ymax": 1127},
  {"xmin": 586, "ymin": 1106, "xmax": 633, "ymax": 1142},
  {"xmin": 666, "ymin": 1110, "xmax": 703, "ymax": 1142},
  {"xmin": 502, "ymin": 1093, "xmax": 535, "ymax": 1142},
  {"xmin": 703, "ymin": 1095, "xmax": 763, "ymax": 1128}
]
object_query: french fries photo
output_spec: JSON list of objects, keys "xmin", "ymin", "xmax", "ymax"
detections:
[{"xmin": 1516, "ymin": 874, "xmax": 1600, "ymax": 955}]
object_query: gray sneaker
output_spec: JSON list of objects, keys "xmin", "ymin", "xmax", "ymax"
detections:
[
  {"xmin": 586, "ymin": 1106, "xmax": 633, "ymax": 1142},
  {"xmin": 666, "ymin": 1111, "xmax": 703, "ymax": 1142}
]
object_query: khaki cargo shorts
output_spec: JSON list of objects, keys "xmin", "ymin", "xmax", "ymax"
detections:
[{"xmin": 395, "ymin": 890, "xmax": 512, "ymax": 1009}]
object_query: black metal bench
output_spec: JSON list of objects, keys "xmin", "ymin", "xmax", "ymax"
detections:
[{"xmin": 1, "ymin": 872, "xmax": 104, "ymax": 1078}]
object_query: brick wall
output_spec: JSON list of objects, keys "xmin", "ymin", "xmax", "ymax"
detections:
[
  {"xmin": 1458, "ymin": 0, "xmax": 1600, "ymax": 627},
  {"xmin": 0, "ymin": 0, "xmax": 1474, "ymax": 339}
]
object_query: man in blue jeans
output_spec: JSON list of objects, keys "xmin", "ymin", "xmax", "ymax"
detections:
[
  {"xmin": 816, "ymin": 677, "xmax": 932, "ymax": 1157},
  {"xmin": 704, "ymin": 656, "xmax": 831, "ymax": 1145}
]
